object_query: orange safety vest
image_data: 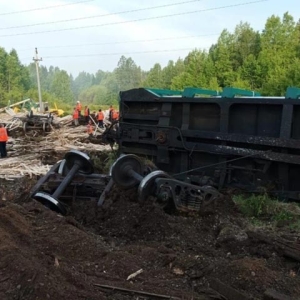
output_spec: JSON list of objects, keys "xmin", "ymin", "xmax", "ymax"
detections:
[
  {"xmin": 97, "ymin": 112, "xmax": 104, "ymax": 121},
  {"xmin": 0, "ymin": 127, "xmax": 8, "ymax": 142},
  {"xmin": 73, "ymin": 110, "xmax": 79, "ymax": 119},
  {"xmin": 112, "ymin": 110, "xmax": 118, "ymax": 120},
  {"xmin": 87, "ymin": 124, "xmax": 93, "ymax": 134},
  {"xmin": 84, "ymin": 108, "xmax": 89, "ymax": 116}
]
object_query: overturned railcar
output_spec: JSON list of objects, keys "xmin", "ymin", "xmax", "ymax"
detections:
[{"xmin": 118, "ymin": 86, "xmax": 300, "ymax": 201}]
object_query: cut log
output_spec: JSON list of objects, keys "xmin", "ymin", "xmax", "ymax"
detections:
[
  {"xmin": 247, "ymin": 231, "xmax": 300, "ymax": 262},
  {"xmin": 209, "ymin": 279, "xmax": 250, "ymax": 300}
]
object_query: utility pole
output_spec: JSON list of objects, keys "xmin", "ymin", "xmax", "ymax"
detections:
[{"xmin": 33, "ymin": 48, "xmax": 43, "ymax": 113}]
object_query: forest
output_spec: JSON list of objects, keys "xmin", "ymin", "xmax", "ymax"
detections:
[{"xmin": 0, "ymin": 12, "xmax": 299, "ymax": 111}]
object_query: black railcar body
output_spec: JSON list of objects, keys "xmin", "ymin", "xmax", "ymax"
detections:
[{"xmin": 118, "ymin": 87, "xmax": 300, "ymax": 200}]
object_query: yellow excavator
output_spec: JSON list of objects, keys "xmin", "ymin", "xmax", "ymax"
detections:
[
  {"xmin": 0, "ymin": 99, "xmax": 64, "ymax": 116},
  {"xmin": 48, "ymin": 103, "xmax": 64, "ymax": 116}
]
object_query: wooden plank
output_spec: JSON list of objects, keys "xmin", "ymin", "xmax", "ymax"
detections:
[
  {"xmin": 263, "ymin": 289, "xmax": 292, "ymax": 300},
  {"xmin": 209, "ymin": 279, "xmax": 250, "ymax": 300},
  {"xmin": 94, "ymin": 283, "xmax": 182, "ymax": 299}
]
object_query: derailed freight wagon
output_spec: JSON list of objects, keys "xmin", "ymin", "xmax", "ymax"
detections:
[{"xmin": 118, "ymin": 86, "xmax": 300, "ymax": 201}]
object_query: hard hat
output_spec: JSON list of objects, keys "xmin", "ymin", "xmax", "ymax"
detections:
[{"xmin": 77, "ymin": 101, "xmax": 79, "ymax": 103}]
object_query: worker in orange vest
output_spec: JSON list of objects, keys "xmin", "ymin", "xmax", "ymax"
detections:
[
  {"xmin": 97, "ymin": 109, "xmax": 104, "ymax": 128},
  {"xmin": 76, "ymin": 101, "xmax": 82, "ymax": 116},
  {"xmin": 84, "ymin": 105, "xmax": 90, "ymax": 123},
  {"xmin": 86, "ymin": 120, "xmax": 94, "ymax": 136},
  {"xmin": 0, "ymin": 124, "xmax": 8, "ymax": 158},
  {"xmin": 112, "ymin": 109, "xmax": 119, "ymax": 121},
  {"xmin": 73, "ymin": 107, "xmax": 79, "ymax": 126}
]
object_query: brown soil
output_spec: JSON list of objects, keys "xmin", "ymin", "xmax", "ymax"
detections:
[{"xmin": 0, "ymin": 184, "xmax": 300, "ymax": 300}]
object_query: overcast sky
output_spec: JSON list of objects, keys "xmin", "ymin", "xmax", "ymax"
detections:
[{"xmin": 0, "ymin": 0, "xmax": 298, "ymax": 76}]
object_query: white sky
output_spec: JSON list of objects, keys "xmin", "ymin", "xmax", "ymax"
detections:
[{"xmin": 0, "ymin": 0, "xmax": 298, "ymax": 76}]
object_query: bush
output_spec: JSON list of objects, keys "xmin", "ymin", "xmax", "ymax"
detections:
[
  {"xmin": 233, "ymin": 194, "xmax": 276, "ymax": 218},
  {"xmin": 233, "ymin": 193, "xmax": 300, "ymax": 229}
]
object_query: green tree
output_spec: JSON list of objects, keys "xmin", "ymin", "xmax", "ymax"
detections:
[
  {"xmin": 240, "ymin": 54, "xmax": 261, "ymax": 89},
  {"xmin": 210, "ymin": 30, "xmax": 236, "ymax": 87},
  {"xmin": 142, "ymin": 63, "xmax": 163, "ymax": 88},
  {"xmin": 0, "ymin": 47, "xmax": 8, "ymax": 105},
  {"xmin": 230, "ymin": 22, "xmax": 261, "ymax": 70},
  {"xmin": 94, "ymin": 70, "xmax": 107, "ymax": 85},
  {"xmin": 171, "ymin": 50, "xmax": 214, "ymax": 89},
  {"xmin": 161, "ymin": 59, "xmax": 185, "ymax": 89},
  {"xmin": 115, "ymin": 56, "xmax": 142, "ymax": 91},
  {"xmin": 50, "ymin": 70, "xmax": 73, "ymax": 103},
  {"xmin": 6, "ymin": 50, "xmax": 31, "ymax": 101},
  {"xmin": 208, "ymin": 77, "xmax": 220, "ymax": 91},
  {"xmin": 72, "ymin": 71, "xmax": 94, "ymax": 100},
  {"xmin": 258, "ymin": 12, "xmax": 299, "ymax": 95}
]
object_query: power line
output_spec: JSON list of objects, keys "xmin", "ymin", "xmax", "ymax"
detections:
[
  {"xmin": 20, "ymin": 47, "xmax": 209, "ymax": 61},
  {"xmin": 0, "ymin": 0, "xmax": 94, "ymax": 17},
  {"xmin": 16, "ymin": 33, "xmax": 220, "ymax": 52},
  {"xmin": 19, "ymin": 39, "xmax": 261, "ymax": 60},
  {"xmin": 27, "ymin": 39, "xmax": 261, "ymax": 60},
  {"xmin": 0, "ymin": 0, "xmax": 205, "ymax": 30},
  {"xmin": 0, "ymin": 0, "xmax": 268, "ymax": 37},
  {"xmin": 45, "ymin": 48, "xmax": 203, "ymax": 58}
]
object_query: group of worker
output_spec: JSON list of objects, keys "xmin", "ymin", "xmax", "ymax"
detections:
[
  {"xmin": 0, "ymin": 102, "xmax": 119, "ymax": 159},
  {"xmin": 72, "ymin": 101, "xmax": 119, "ymax": 136}
]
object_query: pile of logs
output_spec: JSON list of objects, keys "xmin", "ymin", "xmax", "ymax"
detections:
[
  {"xmin": 0, "ymin": 155, "xmax": 51, "ymax": 179},
  {"xmin": 0, "ymin": 108, "xmax": 116, "ymax": 181},
  {"xmin": 1, "ymin": 124, "xmax": 112, "ymax": 179}
]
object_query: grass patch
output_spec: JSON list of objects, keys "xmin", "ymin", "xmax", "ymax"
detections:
[
  {"xmin": 233, "ymin": 193, "xmax": 300, "ymax": 230},
  {"xmin": 102, "ymin": 150, "xmax": 118, "ymax": 173},
  {"xmin": 89, "ymin": 149, "xmax": 118, "ymax": 174}
]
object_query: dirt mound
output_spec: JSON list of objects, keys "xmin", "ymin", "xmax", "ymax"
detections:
[
  {"xmin": 0, "ymin": 201, "xmax": 109, "ymax": 300},
  {"xmin": 0, "ymin": 186, "xmax": 300, "ymax": 300}
]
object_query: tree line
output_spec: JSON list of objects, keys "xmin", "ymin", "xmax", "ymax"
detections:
[{"xmin": 0, "ymin": 12, "xmax": 299, "ymax": 110}]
